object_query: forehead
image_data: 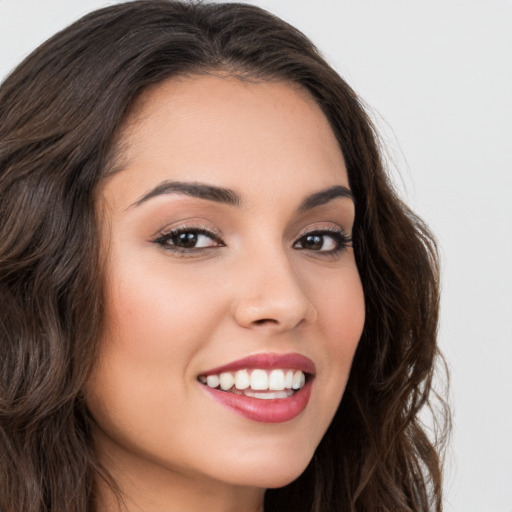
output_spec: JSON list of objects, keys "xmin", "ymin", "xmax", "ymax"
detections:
[{"xmin": 106, "ymin": 74, "xmax": 348, "ymax": 205}]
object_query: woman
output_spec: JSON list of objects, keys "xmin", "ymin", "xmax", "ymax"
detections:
[{"xmin": 0, "ymin": 1, "xmax": 449, "ymax": 511}]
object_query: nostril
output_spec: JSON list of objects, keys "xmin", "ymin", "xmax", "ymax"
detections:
[{"xmin": 253, "ymin": 318, "xmax": 278, "ymax": 326}]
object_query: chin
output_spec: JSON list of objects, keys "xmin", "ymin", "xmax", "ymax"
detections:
[
  {"xmin": 260, "ymin": 467, "xmax": 309, "ymax": 490},
  {"xmin": 210, "ymin": 446, "xmax": 314, "ymax": 490}
]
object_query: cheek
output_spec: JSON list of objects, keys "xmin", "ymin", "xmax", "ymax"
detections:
[
  {"xmin": 84, "ymin": 257, "xmax": 226, "ymax": 436},
  {"xmin": 84, "ymin": 273, "xmax": 227, "ymax": 480},
  {"xmin": 102, "ymin": 256, "xmax": 226, "ymax": 364},
  {"xmin": 309, "ymin": 266, "xmax": 365, "ymax": 414},
  {"xmin": 315, "ymin": 265, "xmax": 365, "ymax": 357}
]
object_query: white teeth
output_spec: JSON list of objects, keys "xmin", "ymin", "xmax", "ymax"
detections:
[
  {"xmin": 201, "ymin": 368, "xmax": 307, "ymax": 394},
  {"xmin": 268, "ymin": 369, "xmax": 285, "ymax": 391},
  {"xmin": 219, "ymin": 372, "xmax": 234, "ymax": 391},
  {"xmin": 250, "ymin": 369, "xmax": 268, "ymax": 390},
  {"xmin": 285, "ymin": 370, "xmax": 294, "ymax": 389},
  {"xmin": 234, "ymin": 370, "xmax": 250, "ymax": 390},
  {"xmin": 206, "ymin": 375, "xmax": 220, "ymax": 388},
  {"xmin": 243, "ymin": 390, "xmax": 293, "ymax": 399},
  {"xmin": 291, "ymin": 370, "xmax": 305, "ymax": 390}
]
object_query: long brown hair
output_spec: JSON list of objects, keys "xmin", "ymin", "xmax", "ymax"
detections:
[{"xmin": 0, "ymin": 2, "xmax": 449, "ymax": 511}]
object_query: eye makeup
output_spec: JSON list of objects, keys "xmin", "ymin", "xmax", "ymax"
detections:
[
  {"xmin": 152, "ymin": 222, "xmax": 225, "ymax": 256},
  {"xmin": 293, "ymin": 226, "xmax": 352, "ymax": 253},
  {"xmin": 151, "ymin": 221, "xmax": 352, "ymax": 260}
]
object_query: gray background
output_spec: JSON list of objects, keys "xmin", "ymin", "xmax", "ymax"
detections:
[{"xmin": 1, "ymin": 1, "xmax": 511, "ymax": 510}]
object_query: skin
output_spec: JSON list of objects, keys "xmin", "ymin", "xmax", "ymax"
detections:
[{"xmin": 86, "ymin": 75, "xmax": 365, "ymax": 512}]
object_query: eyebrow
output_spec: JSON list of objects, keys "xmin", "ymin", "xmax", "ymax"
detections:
[
  {"xmin": 297, "ymin": 185, "xmax": 354, "ymax": 212},
  {"xmin": 132, "ymin": 181, "xmax": 353, "ymax": 211},
  {"xmin": 132, "ymin": 181, "xmax": 241, "ymax": 208}
]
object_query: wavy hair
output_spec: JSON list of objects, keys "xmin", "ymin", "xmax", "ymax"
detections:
[{"xmin": 0, "ymin": 1, "xmax": 449, "ymax": 511}]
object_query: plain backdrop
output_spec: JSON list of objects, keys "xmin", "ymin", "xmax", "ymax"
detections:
[{"xmin": 1, "ymin": 1, "xmax": 511, "ymax": 510}]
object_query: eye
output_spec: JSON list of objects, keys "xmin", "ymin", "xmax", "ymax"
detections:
[
  {"xmin": 293, "ymin": 229, "xmax": 352, "ymax": 253},
  {"xmin": 153, "ymin": 227, "xmax": 224, "ymax": 253}
]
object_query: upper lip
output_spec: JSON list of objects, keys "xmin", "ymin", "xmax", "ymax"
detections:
[{"xmin": 200, "ymin": 352, "xmax": 316, "ymax": 376}]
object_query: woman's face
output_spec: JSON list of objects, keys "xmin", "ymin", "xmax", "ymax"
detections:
[{"xmin": 86, "ymin": 75, "xmax": 365, "ymax": 502}]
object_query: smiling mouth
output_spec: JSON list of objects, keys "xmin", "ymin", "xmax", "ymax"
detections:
[{"xmin": 198, "ymin": 368, "xmax": 308, "ymax": 399}]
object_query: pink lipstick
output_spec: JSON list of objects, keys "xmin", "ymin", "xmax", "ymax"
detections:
[{"xmin": 198, "ymin": 353, "xmax": 315, "ymax": 423}]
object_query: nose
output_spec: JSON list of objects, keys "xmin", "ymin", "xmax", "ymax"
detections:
[{"xmin": 231, "ymin": 250, "xmax": 317, "ymax": 332}]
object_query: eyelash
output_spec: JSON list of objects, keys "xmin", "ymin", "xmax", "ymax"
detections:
[
  {"xmin": 152, "ymin": 225, "xmax": 352, "ymax": 257},
  {"xmin": 153, "ymin": 226, "xmax": 225, "ymax": 256},
  {"xmin": 293, "ymin": 227, "xmax": 353, "ymax": 255}
]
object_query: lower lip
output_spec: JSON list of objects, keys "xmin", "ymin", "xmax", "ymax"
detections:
[{"xmin": 201, "ymin": 380, "xmax": 313, "ymax": 423}]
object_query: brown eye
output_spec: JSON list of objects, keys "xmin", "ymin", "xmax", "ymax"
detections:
[
  {"xmin": 301, "ymin": 234, "xmax": 324, "ymax": 250},
  {"xmin": 173, "ymin": 232, "xmax": 199, "ymax": 248},
  {"xmin": 154, "ymin": 228, "xmax": 223, "ymax": 251},
  {"xmin": 293, "ymin": 229, "xmax": 351, "ymax": 253}
]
